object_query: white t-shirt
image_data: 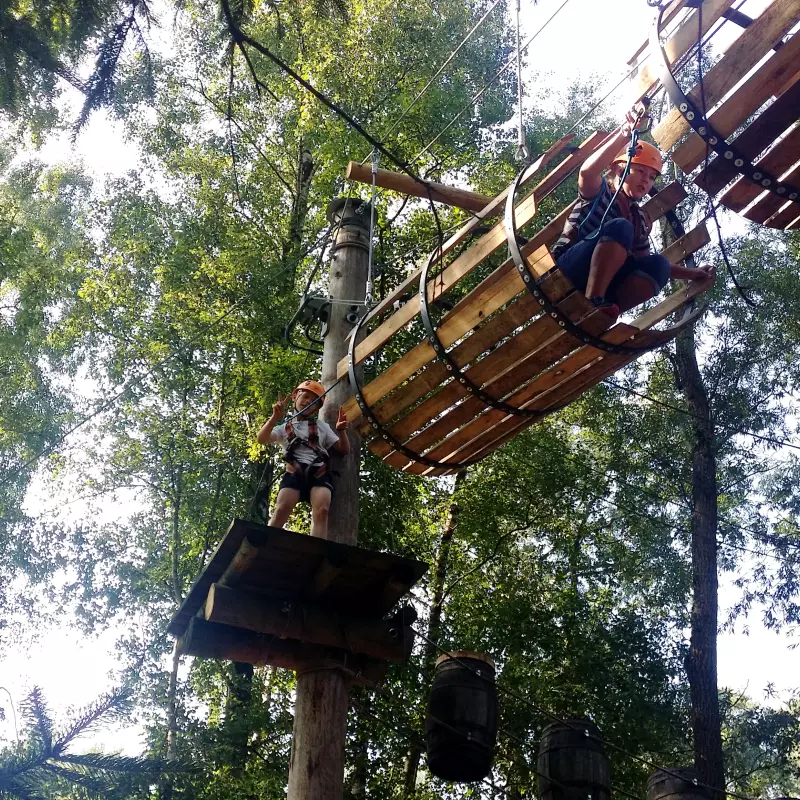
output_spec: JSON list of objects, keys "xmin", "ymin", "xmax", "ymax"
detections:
[{"xmin": 271, "ymin": 418, "xmax": 339, "ymax": 466}]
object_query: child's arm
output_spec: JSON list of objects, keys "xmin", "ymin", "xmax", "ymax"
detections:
[
  {"xmin": 578, "ymin": 105, "xmax": 648, "ymax": 199},
  {"xmin": 332, "ymin": 406, "xmax": 350, "ymax": 456},
  {"xmin": 256, "ymin": 394, "xmax": 288, "ymax": 445},
  {"xmin": 670, "ymin": 262, "xmax": 716, "ymax": 285}
]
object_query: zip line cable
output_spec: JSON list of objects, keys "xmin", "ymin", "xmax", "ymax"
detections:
[
  {"xmin": 219, "ymin": 0, "xmax": 483, "ymax": 229},
  {"xmin": 412, "ymin": 0, "xmax": 574, "ymax": 163},
  {"xmin": 359, "ymin": 0, "xmax": 507, "ymax": 164}
]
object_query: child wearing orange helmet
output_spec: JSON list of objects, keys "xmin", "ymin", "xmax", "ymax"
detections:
[
  {"xmin": 552, "ymin": 105, "xmax": 715, "ymax": 321},
  {"xmin": 256, "ymin": 379, "xmax": 350, "ymax": 538}
]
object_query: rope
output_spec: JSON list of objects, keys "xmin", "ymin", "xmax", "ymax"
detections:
[
  {"xmin": 359, "ymin": 0, "xmax": 505, "ymax": 164},
  {"xmin": 514, "ymin": 0, "xmax": 529, "ymax": 163},
  {"xmin": 365, "ymin": 151, "xmax": 379, "ymax": 307},
  {"xmin": 413, "ymin": 0, "xmax": 575, "ymax": 163}
]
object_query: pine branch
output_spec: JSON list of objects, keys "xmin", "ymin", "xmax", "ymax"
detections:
[
  {"xmin": 52, "ymin": 686, "xmax": 131, "ymax": 754},
  {"xmin": 21, "ymin": 690, "xmax": 52, "ymax": 756}
]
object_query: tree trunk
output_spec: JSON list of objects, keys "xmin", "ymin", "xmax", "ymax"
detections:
[
  {"xmin": 675, "ymin": 324, "xmax": 725, "ymax": 795},
  {"xmin": 402, "ymin": 470, "xmax": 466, "ymax": 798},
  {"xmin": 281, "ymin": 144, "xmax": 314, "ymax": 285}
]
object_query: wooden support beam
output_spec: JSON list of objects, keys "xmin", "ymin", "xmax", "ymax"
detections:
[
  {"xmin": 345, "ymin": 161, "xmax": 493, "ymax": 212},
  {"xmin": 178, "ymin": 617, "xmax": 387, "ymax": 687},
  {"xmin": 204, "ymin": 584, "xmax": 415, "ymax": 662},
  {"xmin": 218, "ymin": 528, "xmax": 269, "ymax": 586}
]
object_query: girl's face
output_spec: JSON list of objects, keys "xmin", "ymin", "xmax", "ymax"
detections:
[
  {"xmin": 294, "ymin": 389, "xmax": 322, "ymax": 415},
  {"xmin": 618, "ymin": 162, "xmax": 659, "ymax": 200}
]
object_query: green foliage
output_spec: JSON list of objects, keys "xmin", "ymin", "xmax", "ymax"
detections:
[{"xmin": 0, "ymin": 687, "xmax": 194, "ymax": 799}]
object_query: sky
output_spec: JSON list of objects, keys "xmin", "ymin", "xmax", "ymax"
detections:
[{"xmin": 1, "ymin": 0, "xmax": 798, "ymax": 756}]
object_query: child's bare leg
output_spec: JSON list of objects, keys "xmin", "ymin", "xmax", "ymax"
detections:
[
  {"xmin": 614, "ymin": 275, "xmax": 658, "ymax": 313},
  {"xmin": 309, "ymin": 485, "xmax": 332, "ymax": 539},
  {"xmin": 585, "ymin": 240, "xmax": 628, "ymax": 299},
  {"xmin": 269, "ymin": 487, "xmax": 300, "ymax": 529}
]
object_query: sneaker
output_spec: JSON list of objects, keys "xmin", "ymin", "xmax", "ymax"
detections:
[{"xmin": 587, "ymin": 296, "xmax": 620, "ymax": 323}]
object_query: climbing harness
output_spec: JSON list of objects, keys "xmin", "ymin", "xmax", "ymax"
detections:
[{"xmin": 284, "ymin": 418, "xmax": 331, "ymax": 478}]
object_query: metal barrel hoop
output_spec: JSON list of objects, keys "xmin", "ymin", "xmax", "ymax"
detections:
[
  {"xmin": 504, "ymin": 167, "xmax": 656, "ymax": 357},
  {"xmin": 347, "ymin": 305, "xmax": 483, "ymax": 472},
  {"xmin": 651, "ymin": 7, "xmax": 800, "ymax": 203},
  {"xmin": 418, "ymin": 229, "xmax": 545, "ymax": 418}
]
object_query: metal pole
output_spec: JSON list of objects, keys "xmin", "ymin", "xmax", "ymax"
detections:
[{"xmin": 285, "ymin": 197, "xmax": 371, "ymax": 800}]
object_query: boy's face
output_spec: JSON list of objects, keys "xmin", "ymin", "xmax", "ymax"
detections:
[
  {"xmin": 294, "ymin": 389, "xmax": 322, "ymax": 415},
  {"xmin": 620, "ymin": 163, "xmax": 659, "ymax": 200}
]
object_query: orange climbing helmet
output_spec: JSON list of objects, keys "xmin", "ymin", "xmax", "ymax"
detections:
[
  {"xmin": 612, "ymin": 140, "xmax": 663, "ymax": 175},
  {"xmin": 293, "ymin": 379, "xmax": 326, "ymax": 402}
]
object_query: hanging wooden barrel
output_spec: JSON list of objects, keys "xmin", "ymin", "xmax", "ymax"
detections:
[
  {"xmin": 425, "ymin": 650, "xmax": 498, "ymax": 783},
  {"xmin": 537, "ymin": 719, "xmax": 611, "ymax": 800},
  {"xmin": 647, "ymin": 768, "xmax": 712, "ymax": 800}
]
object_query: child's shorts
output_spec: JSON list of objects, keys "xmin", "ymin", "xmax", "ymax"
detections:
[
  {"xmin": 279, "ymin": 469, "xmax": 334, "ymax": 502},
  {"xmin": 556, "ymin": 218, "xmax": 671, "ymax": 305}
]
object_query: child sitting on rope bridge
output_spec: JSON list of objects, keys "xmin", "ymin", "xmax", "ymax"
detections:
[
  {"xmin": 257, "ymin": 379, "xmax": 350, "ymax": 538},
  {"xmin": 551, "ymin": 105, "xmax": 715, "ymax": 322}
]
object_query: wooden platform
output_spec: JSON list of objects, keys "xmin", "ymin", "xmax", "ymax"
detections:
[{"xmin": 170, "ymin": 520, "xmax": 427, "ymax": 680}]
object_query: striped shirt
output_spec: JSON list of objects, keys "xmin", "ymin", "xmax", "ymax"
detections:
[{"xmin": 552, "ymin": 178, "xmax": 652, "ymax": 259}]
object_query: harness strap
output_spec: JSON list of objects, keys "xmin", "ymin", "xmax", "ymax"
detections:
[{"xmin": 285, "ymin": 418, "xmax": 330, "ymax": 478}]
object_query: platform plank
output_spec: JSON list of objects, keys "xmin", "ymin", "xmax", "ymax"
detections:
[
  {"xmin": 652, "ymin": 0, "xmax": 800, "ymax": 153},
  {"xmin": 694, "ymin": 79, "xmax": 800, "ymax": 196},
  {"xmin": 672, "ymin": 32, "xmax": 800, "ymax": 175},
  {"xmin": 720, "ymin": 124, "xmax": 800, "ymax": 213}
]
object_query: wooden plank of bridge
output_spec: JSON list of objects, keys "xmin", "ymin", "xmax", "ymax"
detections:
[
  {"xmin": 761, "ymin": 170, "xmax": 800, "ymax": 227},
  {"xmin": 337, "ymin": 131, "xmax": 610, "ymax": 380},
  {"xmin": 671, "ymin": 32, "xmax": 800, "ymax": 175},
  {"xmin": 375, "ymin": 224, "xmax": 708, "ymax": 472},
  {"xmin": 341, "ymin": 182, "xmax": 687, "ymax": 427},
  {"xmin": 629, "ymin": 0, "xmax": 738, "ymax": 104},
  {"xmin": 719, "ymin": 124, "xmax": 800, "ymax": 213},
  {"xmin": 694, "ymin": 79, "xmax": 800, "ymax": 196},
  {"xmin": 427, "ymin": 281, "xmax": 709, "ymax": 472},
  {"xmin": 652, "ymin": 0, "xmax": 800, "ymax": 154}
]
